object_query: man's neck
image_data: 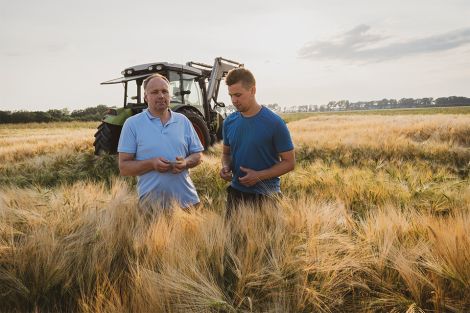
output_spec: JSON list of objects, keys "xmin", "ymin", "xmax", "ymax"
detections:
[
  {"xmin": 148, "ymin": 108, "xmax": 171, "ymax": 124},
  {"xmin": 241, "ymin": 102, "xmax": 262, "ymax": 118}
]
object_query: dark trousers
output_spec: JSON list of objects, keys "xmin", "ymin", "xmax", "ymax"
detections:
[{"xmin": 226, "ymin": 185, "xmax": 278, "ymax": 219}]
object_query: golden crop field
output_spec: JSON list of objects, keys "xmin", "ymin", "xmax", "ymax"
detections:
[{"xmin": 0, "ymin": 111, "xmax": 469, "ymax": 312}]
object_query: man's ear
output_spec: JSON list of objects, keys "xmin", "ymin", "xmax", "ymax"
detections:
[
  {"xmin": 143, "ymin": 93, "xmax": 148, "ymax": 103},
  {"xmin": 251, "ymin": 85, "xmax": 256, "ymax": 95}
]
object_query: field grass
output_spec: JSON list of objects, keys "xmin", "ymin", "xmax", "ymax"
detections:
[
  {"xmin": 0, "ymin": 111, "xmax": 469, "ymax": 312},
  {"xmin": 0, "ymin": 121, "xmax": 99, "ymax": 130},
  {"xmin": 280, "ymin": 106, "xmax": 470, "ymax": 123}
]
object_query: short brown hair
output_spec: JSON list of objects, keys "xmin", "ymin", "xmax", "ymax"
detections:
[
  {"xmin": 143, "ymin": 73, "xmax": 170, "ymax": 90},
  {"xmin": 225, "ymin": 68, "xmax": 256, "ymax": 89}
]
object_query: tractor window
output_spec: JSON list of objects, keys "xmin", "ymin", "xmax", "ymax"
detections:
[
  {"xmin": 168, "ymin": 72, "xmax": 203, "ymax": 110},
  {"xmin": 126, "ymin": 80, "xmax": 140, "ymax": 104},
  {"xmin": 182, "ymin": 75, "xmax": 203, "ymax": 110},
  {"xmin": 168, "ymin": 72, "xmax": 183, "ymax": 103}
]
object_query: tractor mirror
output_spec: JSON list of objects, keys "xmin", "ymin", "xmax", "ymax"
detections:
[{"xmin": 173, "ymin": 90, "xmax": 191, "ymax": 96}]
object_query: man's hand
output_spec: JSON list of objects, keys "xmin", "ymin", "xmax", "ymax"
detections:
[
  {"xmin": 152, "ymin": 157, "xmax": 172, "ymax": 173},
  {"xmin": 171, "ymin": 156, "xmax": 187, "ymax": 174},
  {"xmin": 238, "ymin": 166, "xmax": 260, "ymax": 187},
  {"xmin": 220, "ymin": 166, "xmax": 233, "ymax": 181}
]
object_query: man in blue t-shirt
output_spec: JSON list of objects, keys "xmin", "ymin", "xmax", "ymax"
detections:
[
  {"xmin": 118, "ymin": 74, "xmax": 204, "ymax": 211},
  {"xmin": 220, "ymin": 68, "xmax": 295, "ymax": 216}
]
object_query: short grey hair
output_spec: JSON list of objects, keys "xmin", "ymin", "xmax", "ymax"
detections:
[{"xmin": 143, "ymin": 73, "xmax": 170, "ymax": 90}]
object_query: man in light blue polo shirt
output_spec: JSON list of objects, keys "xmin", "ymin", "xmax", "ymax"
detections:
[{"xmin": 118, "ymin": 73, "xmax": 204, "ymax": 210}]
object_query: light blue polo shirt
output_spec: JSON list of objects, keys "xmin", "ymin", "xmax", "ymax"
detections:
[{"xmin": 118, "ymin": 109, "xmax": 204, "ymax": 207}]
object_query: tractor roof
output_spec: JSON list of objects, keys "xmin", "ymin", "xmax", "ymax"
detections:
[{"xmin": 101, "ymin": 61, "xmax": 205, "ymax": 85}]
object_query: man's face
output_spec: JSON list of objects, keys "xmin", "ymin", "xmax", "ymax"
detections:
[
  {"xmin": 144, "ymin": 77, "xmax": 170, "ymax": 115},
  {"xmin": 228, "ymin": 82, "xmax": 256, "ymax": 113}
]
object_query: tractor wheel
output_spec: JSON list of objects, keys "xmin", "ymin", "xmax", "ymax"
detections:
[
  {"xmin": 93, "ymin": 122, "xmax": 122, "ymax": 155},
  {"xmin": 180, "ymin": 111, "xmax": 211, "ymax": 150}
]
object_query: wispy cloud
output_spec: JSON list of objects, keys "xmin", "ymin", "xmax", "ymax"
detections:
[{"xmin": 298, "ymin": 25, "xmax": 470, "ymax": 62}]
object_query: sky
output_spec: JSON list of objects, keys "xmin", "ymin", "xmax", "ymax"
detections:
[{"xmin": 1, "ymin": 0, "xmax": 470, "ymax": 111}]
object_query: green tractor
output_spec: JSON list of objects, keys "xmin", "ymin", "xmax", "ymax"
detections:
[{"xmin": 93, "ymin": 57, "xmax": 242, "ymax": 155}]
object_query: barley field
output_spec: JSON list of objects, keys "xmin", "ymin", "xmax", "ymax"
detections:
[{"xmin": 0, "ymin": 110, "xmax": 469, "ymax": 312}]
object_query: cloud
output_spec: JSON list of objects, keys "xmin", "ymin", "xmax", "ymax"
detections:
[{"xmin": 298, "ymin": 25, "xmax": 470, "ymax": 62}]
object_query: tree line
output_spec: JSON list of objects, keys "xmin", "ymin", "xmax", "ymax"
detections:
[
  {"xmin": 1, "ymin": 96, "xmax": 469, "ymax": 123},
  {"xmin": 0, "ymin": 105, "xmax": 109, "ymax": 124},
  {"xmin": 282, "ymin": 96, "xmax": 470, "ymax": 113}
]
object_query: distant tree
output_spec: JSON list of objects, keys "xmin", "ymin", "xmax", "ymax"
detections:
[
  {"xmin": 71, "ymin": 104, "xmax": 109, "ymax": 121},
  {"xmin": 435, "ymin": 96, "xmax": 470, "ymax": 107},
  {"xmin": 265, "ymin": 103, "xmax": 281, "ymax": 112},
  {"xmin": 298, "ymin": 105, "xmax": 308, "ymax": 112},
  {"xmin": 0, "ymin": 111, "xmax": 11, "ymax": 123},
  {"xmin": 47, "ymin": 109, "xmax": 69, "ymax": 121},
  {"xmin": 377, "ymin": 99, "xmax": 391, "ymax": 109},
  {"xmin": 33, "ymin": 111, "xmax": 53, "ymax": 122}
]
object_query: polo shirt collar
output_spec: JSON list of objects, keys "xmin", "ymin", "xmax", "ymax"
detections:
[{"xmin": 144, "ymin": 109, "xmax": 177, "ymax": 124}]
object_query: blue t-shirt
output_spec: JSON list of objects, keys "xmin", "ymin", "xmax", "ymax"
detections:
[
  {"xmin": 118, "ymin": 109, "xmax": 204, "ymax": 207},
  {"xmin": 223, "ymin": 106, "xmax": 294, "ymax": 194}
]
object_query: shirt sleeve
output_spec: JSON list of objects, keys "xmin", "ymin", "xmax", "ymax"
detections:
[
  {"xmin": 117, "ymin": 119, "xmax": 137, "ymax": 154},
  {"xmin": 273, "ymin": 119, "xmax": 294, "ymax": 153},
  {"xmin": 185, "ymin": 118, "xmax": 204, "ymax": 154}
]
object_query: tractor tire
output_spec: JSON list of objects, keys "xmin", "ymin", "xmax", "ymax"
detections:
[
  {"xmin": 93, "ymin": 122, "xmax": 122, "ymax": 155},
  {"xmin": 180, "ymin": 111, "xmax": 211, "ymax": 150}
]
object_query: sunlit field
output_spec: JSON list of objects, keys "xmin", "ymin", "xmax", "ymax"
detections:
[
  {"xmin": 0, "ymin": 122, "xmax": 96, "ymax": 163},
  {"xmin": 279, "ymin": 106, "xmax": 470, "ymax": 123},
  {"xmin": 1, "ymin": 110, "xmax": 469, "ymax": 312}
]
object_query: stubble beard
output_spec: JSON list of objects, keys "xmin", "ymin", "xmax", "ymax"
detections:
[
  {"xmin": 150, "ymin": 101, "xmax": 169, "ymax": 115},
  {"xmin": 234, "ymin": 103, "xmax": 246, "ymax": 113}
]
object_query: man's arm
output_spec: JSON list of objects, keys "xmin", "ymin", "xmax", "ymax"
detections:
[
  {"xmin": 118, "ymin": 152, "xmax": 171, "ymax": 176},
  {"xmin": 171, "ymin": 152, "xmax": 202, "ymax": 174},
  {"xmin": 238, "ymin": 149, "xmax": 295, "ymax": 187},
  {"xmin": 220, "ymin": 144, "xmax": 233, "ymax": 181}
]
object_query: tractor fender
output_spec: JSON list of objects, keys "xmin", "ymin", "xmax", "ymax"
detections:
[
  {"xmin": 102, "ymin": 107, "xmax": 134, "ymax": 126},
  {"xmin": 171, "ymin": 104, "xmax": 204, "ymax": 117},
  {"xmin": 171, "ymin": 105, "xmax": 211, "ymax": 149}
]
